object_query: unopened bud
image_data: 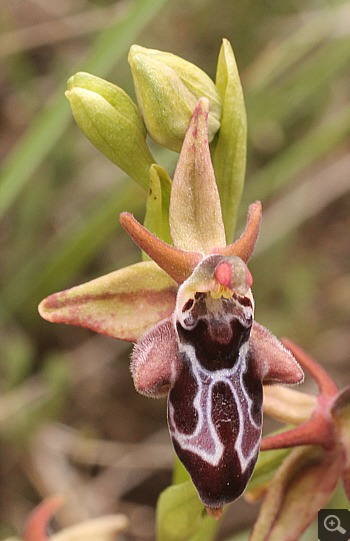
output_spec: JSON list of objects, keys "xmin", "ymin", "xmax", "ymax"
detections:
[
  {"xmin": 128, "ymin": 45, "xmax": 222, "ymax": 152},
  {"xmin": 66, "ymin": 72, "xmax": 154, "ymax": 189}
]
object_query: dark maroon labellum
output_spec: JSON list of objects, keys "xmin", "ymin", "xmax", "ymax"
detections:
[{"xmin": 168, "ymin": 290, "xmax": 262, "ymax": 509}]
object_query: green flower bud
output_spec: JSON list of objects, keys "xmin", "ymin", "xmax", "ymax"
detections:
[
  {"xmin": 128, "ymin": 45, "xmax": 222, "ymax": 152},
  {"xmin": 66, "ymin": 72, "xmax": 154, "ymax": 190}
]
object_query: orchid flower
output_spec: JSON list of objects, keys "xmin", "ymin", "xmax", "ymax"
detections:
[{"xmin": 39, "ymin": 98, "xmax": 303, "ymax": 517}]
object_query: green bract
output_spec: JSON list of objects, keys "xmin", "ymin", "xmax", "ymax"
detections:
[
  {"xmin": 66, "ymin": 72, "xmax": 154, "ymax": 189},
  {"xmin": 143, "ymin": 164, "xmax": 172, "ymax": 249},
  {"xmin": 128, "ymin": 44, "xmax": 222, "ymax": 152},
  {"xmin": 213, "ymin": 39, "xmax": 247, "ymax": 242}
]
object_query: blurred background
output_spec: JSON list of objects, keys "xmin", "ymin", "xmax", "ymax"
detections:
[{"xmin": 0, "ymin": 0, "xmax": 349, "ymax": 539}]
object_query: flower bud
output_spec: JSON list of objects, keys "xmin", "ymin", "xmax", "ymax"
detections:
[
  {"xmin": 66, "ymin": 72, "xmax": 154, "ymax": 189},
  {"xmin": 128, "ymin": 45, "xmax": 222, "ymax": 152}
]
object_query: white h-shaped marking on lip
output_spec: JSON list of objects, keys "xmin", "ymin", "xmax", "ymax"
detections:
[{"xmin": 169, "ymin": 341, "xmax": 262, "ymax": 470}]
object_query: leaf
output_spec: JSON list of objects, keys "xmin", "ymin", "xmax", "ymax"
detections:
[
  {"xmin": 213, "ymin": 39, "xmax": 247, "ymax": 242},
  {"xmin": 169, "ymin": 98, "xmax": 226, "ymax": 254},
  {"xmin": 39, "ymin": 261, "xmax": 177, "ymax": 342},
  {"xmin": 172, "ymin": 455, "xmax": 191, "ymax": 485},
  {"xmin": 188, "ymin": 515, "xmax": 221, "ymax": 541},
  {"xmin": 143, "ymin": 164, "xmax": 172, "ymax": 251},
  {"xmin": 156, "ymin": 481, "xmax": 205, "ymax": 541}
]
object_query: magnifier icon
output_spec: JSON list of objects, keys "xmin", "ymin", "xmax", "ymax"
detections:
[{"xmin": 324, "ymin": 514, "xmax": 346, "ymax": 534}]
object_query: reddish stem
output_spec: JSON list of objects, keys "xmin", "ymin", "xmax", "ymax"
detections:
[
  {"xmin": 260, "ymin": 411, "xmax": 336, "ymax": 452},
  {"xmin": 281, "ymin": 338, "xmax": 338, "ymax": 401}
]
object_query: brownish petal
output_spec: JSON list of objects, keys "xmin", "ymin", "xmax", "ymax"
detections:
[
  {"xmin": 249, "ymin": 322, "xmax": 304, "ymax": 385},
  {"xmin": 131, "ymin": 317, "xmax": 181, "ymax": 397},
  {"xmin": 39, "ymin": 261, "xmax": 177, "ymax": 342},
  {"xmin": 120, "ymin": 212, "xmax": 202, "ymax": 283},
  {"xmin": 212, "ymin": 200, "xmax": 262, "ymax": 262}
]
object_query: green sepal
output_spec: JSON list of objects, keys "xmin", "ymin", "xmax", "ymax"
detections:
[
  {"xmin": 38, "ymin": 261, "xmax": 177, "ymax": 342},
  {"xmin": 213, "ymin": 39, "xmax": 247, "ymax": 242},
  {"xmin": 169, "ymin": 98, "xmax": 226, "ymax": 254}
]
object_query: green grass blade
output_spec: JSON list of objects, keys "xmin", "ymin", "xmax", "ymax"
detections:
[
  {"xmin": 245, "ymin": 3, "xmax": 348, "ymax": 96},
  {"xmin": 1, "ymin": 179, "xmax": 144, "ymax": 317},
  {"xmin": 0, "ymin": 0, "xmax": 169, "ymax": 219},
  {"xmin": 242, "ymin": 103, "xmax": 350, "ymax": 206},
  {"xmin": 1, "ymin": 149, "xmax": 176, "ymax": 317},
  {"xmin": 246, "ymin": 37, "xmax": 350, "ymax": 127}
]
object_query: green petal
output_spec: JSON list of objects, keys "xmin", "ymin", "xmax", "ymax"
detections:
[
  {"xmin": 38, "ymin": 262, "xmax": 177, "ymax": 342},
  {"xmin": 169, "ymin": 98, "xmax": 226, "ymax": 254},
  {"xmin": 213, "ymin": 39, "xmax": 247, "ymax": 242}
]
